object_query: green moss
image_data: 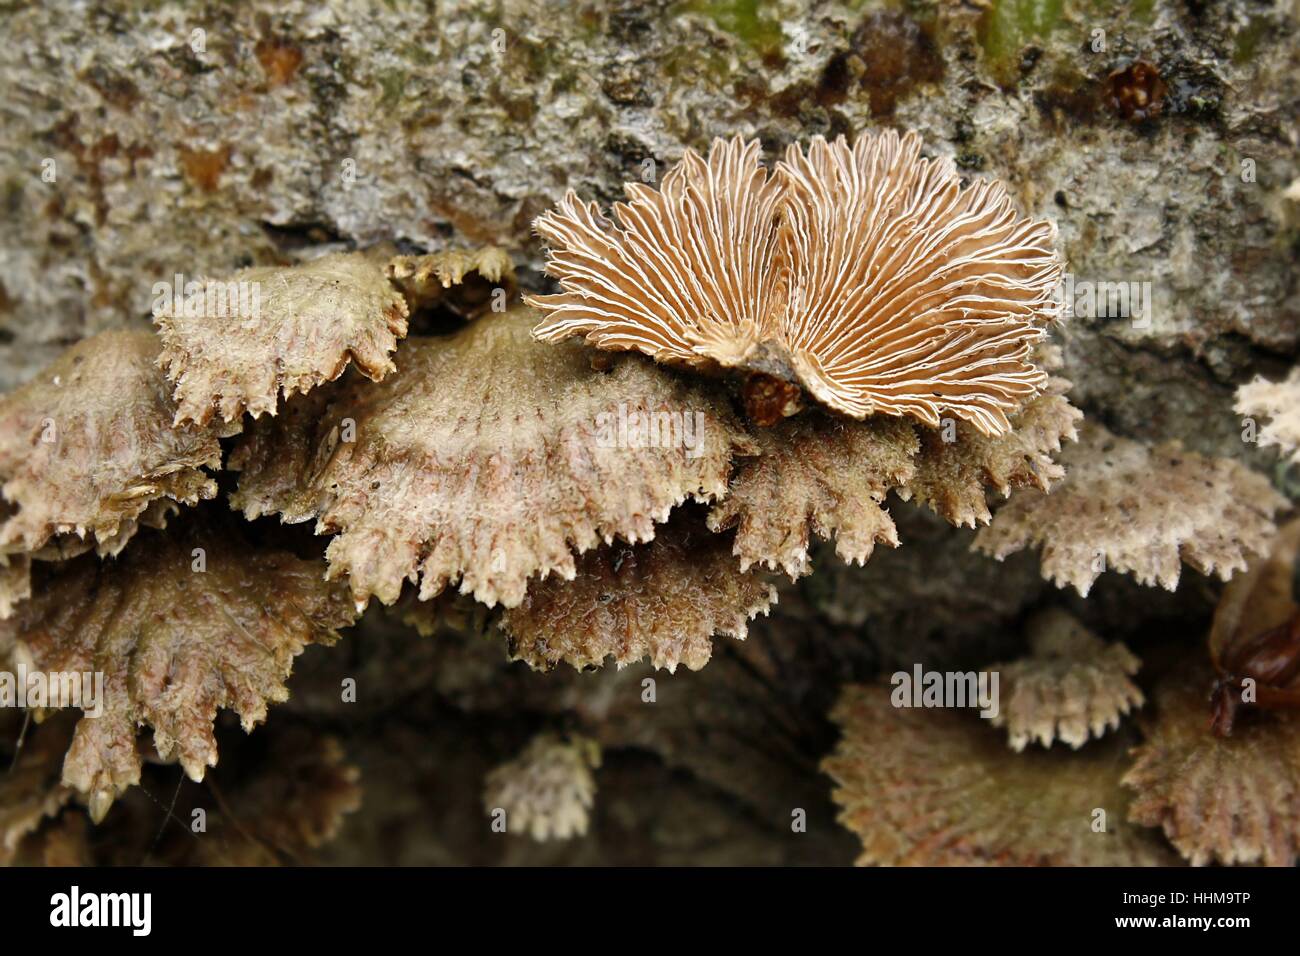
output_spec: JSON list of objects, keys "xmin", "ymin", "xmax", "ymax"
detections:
[
  {"xmin": 981, "ymin": 0, "xmax": 1167, "ymax": 86},
  {"xmin": 1074, "ymin": 0, "xmax": 1157, "ymax": 22},
  {"xmin": 377, "ymin": 70, "xmax": 407, "ymax": 110},
  {"xmin": 980, "ymin": 0, "xmax": 1066, "ymax": 81},
  {"xmin": 678, "ymin": 0, "xmax": 785, "ymax": 58},
  {"xmin": 1233, "ymin": 15, "xmax": 1270, "ymax": 65},
  {"xmin": 1130, "ymin": 0, "xmax": 1158, "ymax": 24}
]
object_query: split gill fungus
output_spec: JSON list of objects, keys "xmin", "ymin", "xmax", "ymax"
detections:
[{"xmin": 526, "ymin": 130, "xmax": 1063, "ymax": 436}]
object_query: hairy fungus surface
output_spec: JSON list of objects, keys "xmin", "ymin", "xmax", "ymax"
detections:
[
  {"xmin": 824, "ymin": 684, "xmax": 1178, "ymax": 866},
  {"xmin": 707, "ymin": 412, "xmax": 918, "ymax": 577},
  {"xmin": 386, "ymin": 246, "xmax": 515, "ymax": 314},
  {"xmin": 705, "ymin": 383, "xmax": 1078, "ymax": 577},
  {"xmin": 1236, "ymin": 367, "xmax": 1300, "ymax": 466},
  {"xmin": 974, "ymin": 422, "xmax": 1286, "ymax": 596},
  {"xmin": 0, "ymin": 329, "xmax": 229, "ymax": 566},
  {"xmin": 231, "ymin": 307, "xmax": 754, "ymax": 609},
  {"xmin": 900, "ymin": 382, "xmax": 1081, "ymax": 528},
  {"xmin": 155, "ymin": 251, "xmax": 410, "ymax": 425},
  {"xmin": 528, "ymin": 130, "xmax": 1061, "ymax": 435},
  {"xmin": 991, "ymin": 608, "xmax": 1144, "ymax": 751},
  {"xmin": 1124, "ymin": 668, "xmax": 1300, "ymax": 866},
  {"xmin": 482, "ymin": 733, "xmax": 600, "ymax": 841},
  {"xmin": 500, "ymin": 511, "xmax": 776, "ymax": 672},
  {"xmin": 0, "ymin": 515, "xmax": 355, "ymax": 821}
]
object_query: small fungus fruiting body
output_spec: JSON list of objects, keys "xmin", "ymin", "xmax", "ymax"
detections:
[
  {"xmin": 1235, "ymin": 367, "xmax": 1300, "ymax": 467},
  {"xmin": 975, "ymin": 422, "xmax": 1287, "ymax": 596},
  {"xmin": 990, "ymin": 608, "xmax": 1144, "ymax": 751},
  {"xmin": 154, "ymin": 252, "xmax": 409, "ymax": 426},
  {"xmin": 528, "ymin": 130, "xmax": 1062, "ymax": 436},
  {"xmin": 229, "ymin": 307, "xmax": 753, "ymax": 609},
  {"xmin": 1106, "ymin": 61, "xmax": 1167, "ymax": 124}
]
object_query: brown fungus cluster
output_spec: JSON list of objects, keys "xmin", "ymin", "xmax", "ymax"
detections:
[
  {"xmin": 500, "ymin": 510, "xmax": 776, "ymax": 673},
  {"xmin": 1, "ymin": 513, "xmax": 354, "ymax": 821},
  {"xmin": 230, "ymin": 307, "xmax": 754, "ymax": 610},
  {"xmin": 0, "ymin": 129, "xmax": 1289, "ymax": 868},
  {"xmin": 823, "ymin": 683, "xmax": 1178, "ymax": 866},
  {"xmin": 976, "ymin": 421, "xmax": 1286, "ymax": 596}
]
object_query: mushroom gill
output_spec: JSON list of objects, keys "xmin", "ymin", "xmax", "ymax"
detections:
[{"xmin": 527, "ymin": 130, "xmax": 1062, "ymax": 435}]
